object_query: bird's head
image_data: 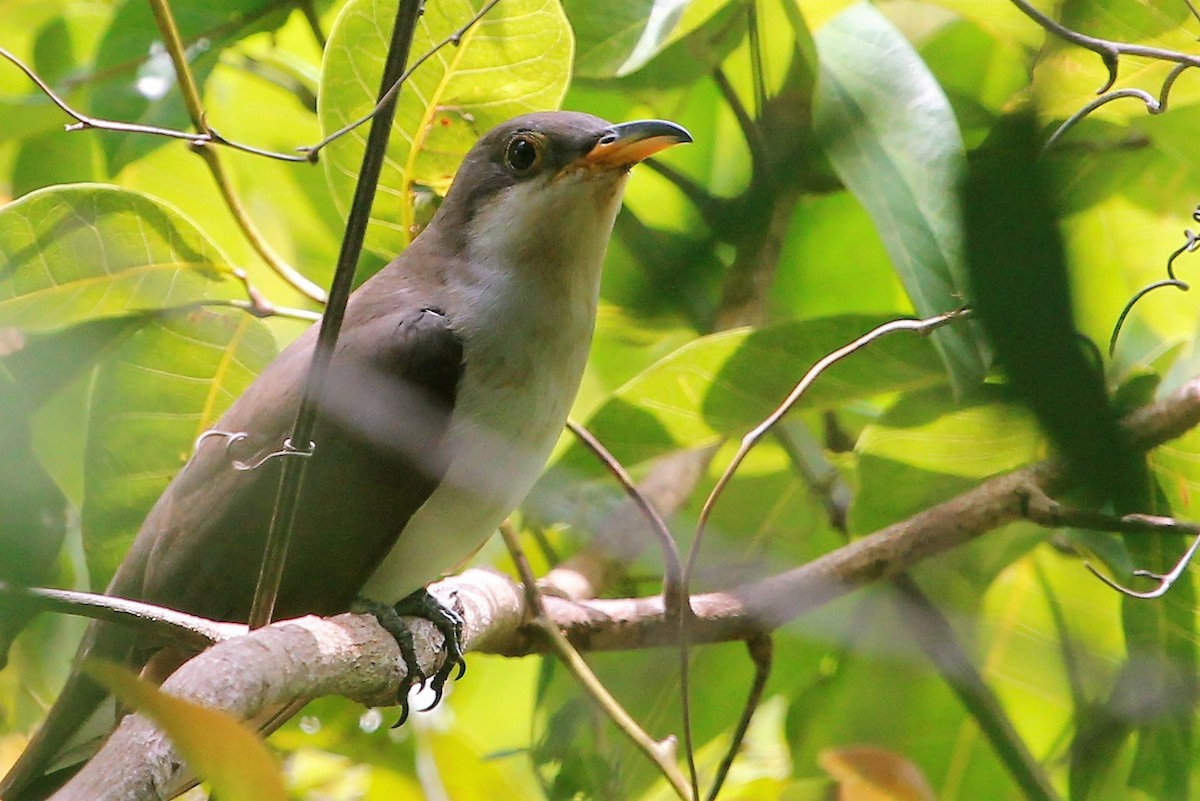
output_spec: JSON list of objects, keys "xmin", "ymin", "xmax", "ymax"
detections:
[{"xmin": 430, "ymin": 111, "xmax": 692, "ymax": 276}]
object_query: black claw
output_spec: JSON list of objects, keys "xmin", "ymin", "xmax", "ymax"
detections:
[
  {"xmin": 352, "ymin": 597, "xmax": 426, "ymax": 726},
  {"xmin": 393, "ymin": 698, "xmax": 417, "ymax": 727},
  {"xmin": 393, "ymin": 588, "xmax": 467, "ymax": 703},
  {"xmin": 354, "ymin": 589, "xmax": 467, "ymax": 727}
]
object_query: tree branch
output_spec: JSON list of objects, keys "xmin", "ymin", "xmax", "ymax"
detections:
[{"xmin": 44, "ymin": 376, "xmax": 1200, "ymax": 800}]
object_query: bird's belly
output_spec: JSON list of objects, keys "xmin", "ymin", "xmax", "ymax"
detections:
[{"xmin": 359, "ymin": 352, "xmax": 578, "ymax": 603}]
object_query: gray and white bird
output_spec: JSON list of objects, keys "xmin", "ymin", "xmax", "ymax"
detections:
[{"xmin": 0, "ymin": 110, "xmax": 691, "ymax": 800}]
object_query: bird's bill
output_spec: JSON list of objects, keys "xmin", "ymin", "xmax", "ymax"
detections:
[{"xmin": 579, "ymin": 119, "xmax": 693, "ymax": 170}]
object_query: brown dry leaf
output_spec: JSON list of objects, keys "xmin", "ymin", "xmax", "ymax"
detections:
[{"xmin": 819, "ymin": 745, "xmax": 935, "ymax": 801}]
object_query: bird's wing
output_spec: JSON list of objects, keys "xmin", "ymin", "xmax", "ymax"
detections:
[{"xmin": 1, "ymin": 301, "xmax": 464, "ymax": 801}]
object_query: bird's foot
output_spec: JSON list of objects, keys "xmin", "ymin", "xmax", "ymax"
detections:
[{"xmin": 353, "ymin": 590, "xmax": 466, "ymax": 727}]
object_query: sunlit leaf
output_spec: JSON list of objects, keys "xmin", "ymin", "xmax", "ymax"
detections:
[
  {"xmin": 814, "ymin": 2, "xmax": 988, "ymax": 396},
  {"xmin": 319, "ymin": 0, "xmax": 573, "ymax": 258},
  {"xmin": 565, "ymin": 0, "xmax": 735, "ymax": 79},
  {"xmin": 1035, "ymin": 0, "xmax": 1200, "ymax": 122},
  {"xmin": 853, "ymin": 385, "xmax": 1043, "ymax": 533},
  {"xmin": 0, "ymin": 185, "xmax": 239, "ymax": 332},
  {"xmin": 85, "ymin": 661, "xmax": 287, "ymax": 801},
  {"xmin": 557, "ymin": 315, "xmax": 946, "ymax": 475},
  {"xmin": 918, "ymin": 19, "xmax": 1029, "ymax": 129}
]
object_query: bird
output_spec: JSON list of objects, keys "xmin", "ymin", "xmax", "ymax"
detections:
[{"xmin": 0, "ymin": 110, "xmax": 692, "ymax": 800}]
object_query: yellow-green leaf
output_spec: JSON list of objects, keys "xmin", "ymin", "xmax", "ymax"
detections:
[
  {"xmin": 319, "ymin": 0, "xmax": 574, "ymax": 258},
  {"xmin": 0, "ymin": 185, "xmax": 238, "ymax": 332},
  {"xmin": 85, "ymin": 661, "xmax": 286, "ymax": 801}
]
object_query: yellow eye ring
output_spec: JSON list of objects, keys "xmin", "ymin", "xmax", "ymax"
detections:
[{"xmin": 505, "ymin": 134, "xmax": 542, "ymax": 173}]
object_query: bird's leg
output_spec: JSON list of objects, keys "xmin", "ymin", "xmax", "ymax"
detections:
[
  {"xmin": 352, "ymin": 590, "xmax": 466, "ymax": 727},
  {"xmin": 352, "ymin": 597, "xmax": 424, "ymax": 726},
  {"xmin": 392, "ymin": 588, "xmax": 467, "ymax": 707}
]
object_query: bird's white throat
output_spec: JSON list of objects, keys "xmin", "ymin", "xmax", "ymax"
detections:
[{"xmin": 360, "ymin": 169, "xmax": 628, "ymax": 602}]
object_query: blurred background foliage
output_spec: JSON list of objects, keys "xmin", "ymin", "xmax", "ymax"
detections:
[{"xmin": 1, "ymin": 0, "xmax": 1200, "ymax": 798}]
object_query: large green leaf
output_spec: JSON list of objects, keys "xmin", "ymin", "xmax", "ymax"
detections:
[
  {"xmin": 90, "ymin": 0, "xmax": 291, "ymax": 173},
  {"xmin": 0, "ymin": 185, "xmax": 239, "ymax": 332},
  {"xmin": 83, "ymin": 307, "xmax": 276, "ymax": 587},
  {"xmin": 814, "ymin": 2, "xmax": 988, "ymax": 396},
  {"xmin": 556, "ymin": 314, "xmax": 946, "ymax": 475},
  {"xmin": 318, "ymin": 0, "xmax": 573, "ymax": 259}
]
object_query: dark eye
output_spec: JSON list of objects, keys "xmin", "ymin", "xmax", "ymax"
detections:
[{"xmin": 505, "ymin": 135, "xmax": 541, "ymax": 173}]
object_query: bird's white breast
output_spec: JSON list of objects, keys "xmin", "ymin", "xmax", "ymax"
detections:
[{"xmin": 361, "ymin": 171, "xmax": 627, "ymax": 602}]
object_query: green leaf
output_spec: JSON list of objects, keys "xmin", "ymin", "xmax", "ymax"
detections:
[
  {"xmin": 83, "ymin": 307, "xmax": 276, "ymax": 587},
  {"xmin": 853, "ymin": 385, "xmax": 1043, "ymax": 534},
  {"xmin": 319, "ymin": 0, "xmax": 573, "ymax": 259},
  {"xmin": 814, "ymin": 2, "xmax": 988, "ymax": 396},
  {"xmin": 1120, "ymin": 471, "xmax": 1197, "ymax": 800},
  {"xmin": 0, "ymin": 185, "xmax": 239, "ymax": 333},
  {"xmin": 12, "ymin": 130, "xmax": 101, "ymax": 198},
  {"xmin": 1034, "ymin": 0, "xmax": 1200, "ymax": 122},
  {"xmin": 557, "ymin": 315, "xmax": 946, "ymax": 475},
  {"xmin": 586, "ymin": 2, "xmax": 748, "ymax": 90},
  {"xmin": 918, "ymin": 19, "xmax": 1030, "ymax": 135},
  {"xmin": 91, "ymin": 0, "xmax": 291, "ymax": 173},
  {"xmin": 565, "ymin": 0, "xmax": 736, "ymax": 80},
  {"xmin": 1123, "ymin": 577, "xmax": 1196, "ymax": 801},
  {"xmin": 85, "ymin": 661, "xmax": 287, "ymax": 801}
]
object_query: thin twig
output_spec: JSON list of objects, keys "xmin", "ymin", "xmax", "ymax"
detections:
[
  {"xmin": 673, "ymin": 309, "xmax": 968, "ymax": 797},
  {"xmin": 1043, "ymin": 88, "xmax": 1161, "ymax": 152},
  {"xmin": 564, "ymin": 420, "xmax": 698, "ymax": 796},
  {"xmin": 0, "ymin": 583, "xmax": 239, "ymax": 650},
  {"xmin": 146, "ymin": 0, "xmax": 208, "ymax": 131},
  {"xmin": 1021, "ymin": 488, "xmax": 1200, "ymax": 598},
  {"xmin": 1012, "ymin": 0, "xmax": 1199, "ymax": 147},
  {"xmin": 497, "ymin": 523, "xmax": 694, "ymax": 801},
  {"xmin": 0, "ymin": 46, "xmax": 306, "ymax": 163},
  {"xmin": 199, "ymin": 298, "xmax": 323, "ymax": 322},
  {"xmin": 566, "ymin": 420, "xmax": 684, "ymax": 612},
  {"xmin": 298, "ymin": 0, "xmax": 504, "ymax": 159},
  {"xmin": 195, "ymin": 147, "xmax": 329, "ymax": 303},
  {"xmin": 1009, "ymin": 0, "xmax": 1200, "ymax": 94},
  {"xmin": 1108, "ymin": 279, "xmax": 1189, "ymax": 356},
  {"xmin": 704, "ymin": 635, "xmax": 772, "ymax": 801},
  {"xmin": 685, "ymin": 308, "xmax": 971, "ymax": 586}
]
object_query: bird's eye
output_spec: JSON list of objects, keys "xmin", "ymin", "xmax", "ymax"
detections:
[{"xmin": 505, "ymin": 134, "xmax": 541, "ymax": 173}]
